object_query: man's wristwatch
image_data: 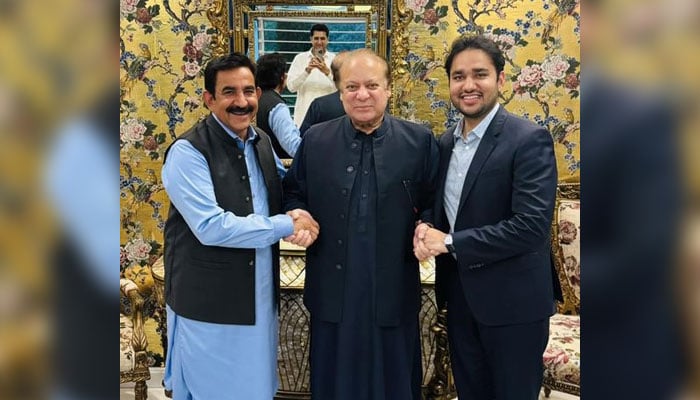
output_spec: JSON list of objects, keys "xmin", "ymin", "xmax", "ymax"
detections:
[{"xmin": 444, "ymin": 233, "xmax": 456, "ymax": 254}]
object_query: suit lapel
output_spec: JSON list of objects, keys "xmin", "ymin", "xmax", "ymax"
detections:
[{"xmin": 456, "ymin": 108, "xmax": 508, "ymax": 217}]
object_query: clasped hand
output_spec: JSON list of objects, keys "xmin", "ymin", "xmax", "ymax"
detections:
[
  {"xmin": 285, "ymin": 209, "xmax": 320, "ymax": 248},
  {"xmin": 305, "ymin": 57, "xmax": 329, "ymax": 75},
  {"xmin": 412, "ymin": 223, "xmax": 448, "ymax": 261}
]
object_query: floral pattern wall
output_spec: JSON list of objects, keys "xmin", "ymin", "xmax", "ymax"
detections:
[
  {"xmin": 120, "ymin": 0, "xmax": 579, "ymax": 364},
  {"xmin": 398, "ymin": 0, "xmax": 580, "ymax": 175},
  {"xmin": 120, "ymin": 0, "xmax": 217, "ymax": 365}
]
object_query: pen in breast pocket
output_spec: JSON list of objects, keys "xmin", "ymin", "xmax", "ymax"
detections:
[{"xmin": 402, "ymin": 180, "xmax": 418, "ymax": 214}]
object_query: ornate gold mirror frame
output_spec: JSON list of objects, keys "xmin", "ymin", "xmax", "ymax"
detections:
[
  {"xmin": 241, "ymin": 10, "xmax": 375, "ymax": 60},
  {"xmin": 206, "ymin": 0, "xmax": 413, "ymax": 113}
]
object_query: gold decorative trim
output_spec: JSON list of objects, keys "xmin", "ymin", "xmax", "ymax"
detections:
[
  {"xmin": 241, "ymin": 11, "xmax": 374, "ymax": 60},
  {"xmin": 389, "ymin": 0, "xmax": 412, "ymax": 113},
  {"xmin": 426, "ymin": 308, "xmax": 457, "ymax": 399},
  {"xmin": 207, "ymin": 0, "xmax": 231, "ymax": 58},
  {"xmin": 557, "ymin": 182, "xmax": 580, "ymax": 201},
  {"xmin": 207, "ymin": 0, "xmax": 412, "ymax": 114},
  {"xmin": 120, "ymin": 283, "xmax": 151, "ymax": 400},
  {"xmin": 542, "ymin": 376, "xmax": 581, "ymax": 396},
  {"xmin": 550, "ymin": 182, "xmax": 581, "ymax": 315}
]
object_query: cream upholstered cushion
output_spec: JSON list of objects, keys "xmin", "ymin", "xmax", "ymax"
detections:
[
  {"xmin": 543, "ymin": 314, "xmax": 580, "ymax": 387},
  {"xmin": 120, "ymin": 313, "xmax": 135, "ymax": 372},
  {"xmin": 120, "ymin": 278, "xmax": 139, "ymax": 372},
  {"xmin": 543, "ymin": 184, "xmax": 580, "ymax": 396},
  {"xmin": 557, "ymin": 199, "xmax": 580, "ymax": 305}
]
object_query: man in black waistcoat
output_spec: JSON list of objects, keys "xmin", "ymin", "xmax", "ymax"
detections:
[
  {"xmin": 255, "ymin": 52, "xmax": 302, "ymax": 159},
  {"xmin": 161, "ymin": 53, "xmax": 319, "ymax": 399}
]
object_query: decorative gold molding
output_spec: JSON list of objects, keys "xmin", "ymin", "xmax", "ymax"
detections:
[
  {"xmin": 241, "ymin": 11, "xmax": 374, "ymax": 60},
  {"xmin": 389, "ymin": 0, "xmax": 412, "ymax": 113},
  {"xmin": 426, "ymin": 308, "xmax": 457, "ymax": 399},
  {"xmin": 206, "ymin": 0, "xmax": 412, "ymax": 114},
  {"xmin": 550, "ymin": 182, "xmax": 581, "ymax": 315},
  {"xmin": 207, "ymin": 0, "xmax": 231, "ymax": 58}
]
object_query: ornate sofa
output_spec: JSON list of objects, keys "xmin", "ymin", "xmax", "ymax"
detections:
[
  {"xmin": 275, "ymin": 244, "xmax": 449, "ymax": 399},
  {"xmin": 120, "ymin": 278, "xmax": 150, "ymax": 400},
  {"xmin": 542, "ymin": 182, "xmax": 581, "ymax": 396}
]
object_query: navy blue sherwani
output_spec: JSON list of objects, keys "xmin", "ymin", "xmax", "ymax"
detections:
[{"xmin": 284, "ymin": 114, "xmax": 439, "ymax": 400}]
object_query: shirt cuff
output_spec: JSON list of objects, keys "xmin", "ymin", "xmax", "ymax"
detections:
[{"xmin": 271, "ymin": 214, "xmax": 295, "ymax": 239}]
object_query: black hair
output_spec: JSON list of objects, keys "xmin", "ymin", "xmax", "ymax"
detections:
[
  {"xmin": 255, "ymin": 53, "xmax": 287, "ymax": 91},
  {"xmin": 203, "ymin": 52, "xmax": 256, "ymax": 97},
  {"xmin": 310, "ymin": 24, "xmax": 329, "ymax": 38},
  {"xmin": 444, "ymin": 34, "xmax": 505, "ymax": 77}
]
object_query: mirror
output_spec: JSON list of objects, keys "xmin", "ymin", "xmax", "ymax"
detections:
[{"xmin": 207, "ymin": 0, "xmax": 413, "ymax": 113}]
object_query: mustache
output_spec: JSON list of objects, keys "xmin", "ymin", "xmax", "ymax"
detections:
[{"xmin": 226, "ymin": 105, "xmax": 255, "ymax": 114}]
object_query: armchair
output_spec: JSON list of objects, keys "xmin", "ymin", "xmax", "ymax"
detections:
[
  {"xmin": 542, "ymin": 182, "xmax": 581, "ymax": 396},
  {"xmin": 120, "ymin": 278, "xmax": 150, "ymax": 400}
]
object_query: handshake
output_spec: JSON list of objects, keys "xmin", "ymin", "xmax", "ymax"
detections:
[
  {"xmin": 412, "ymin": 222, "xmax": 448, "ymax": 261},
  {"xmin": 285, "ymin": 209, "xmax": 320, "ymax": 248}
]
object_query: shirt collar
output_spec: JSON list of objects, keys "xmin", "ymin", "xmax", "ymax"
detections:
[
  {"xmin": 308, "ymin": 48, "xmax": 331, "ymax": 59},
  {"xmin": 352, "ymin": 113, "xmax": 388, "ymax": 139},
  {"xmin": 453, "ymin": 103, "xmax": 500, "ymax": 142},
  {"xmin": 211, "ymin": 113, "xmax": 257, "ymax": 145}
]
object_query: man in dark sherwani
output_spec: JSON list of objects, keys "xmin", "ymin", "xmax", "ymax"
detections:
[{"xmin": 283, "ymin": 48, "xmax": 439, "ymax": 400}]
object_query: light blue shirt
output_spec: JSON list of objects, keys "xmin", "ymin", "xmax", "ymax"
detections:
[
  {"xmin": 162, "ymin": 114, "xmax": 293, "ymax": 247},
  {"xmin": 444, "ymin": 103, "xmax": 500, "ymax": 232},
  {"xmin": 269, "ymin": 102, "xmax": 302, "ymax": 157},
  {"xmin": 161, "ymin": 114, "xmax": 293, "ymax": 399},
  {"xmin": 44, "ymin": 118, "xmax": 118, "ymax": 292}
]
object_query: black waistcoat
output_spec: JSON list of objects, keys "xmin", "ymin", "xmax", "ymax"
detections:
[
  {"xmin": 163, "ymin": 115, "xmax": 282, "ymax": 324},
  {"xmin": 256, "ymin": 89, "xmax": 291, "ymax": 159}
]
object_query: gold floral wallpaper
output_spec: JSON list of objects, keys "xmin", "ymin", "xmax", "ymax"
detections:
[{"xmin": 120, "ymin": 0, "xmax": 580, "ymax": 364}]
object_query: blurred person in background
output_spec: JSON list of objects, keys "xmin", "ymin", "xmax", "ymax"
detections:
[
  {"xmin": 299, "ymin": 50, "xmax": 349, "ymax": 136},
  {"xmin": 255, "ymin": 52, "xmax": 302, "ymax": 159},
  {"xmin": 680, "ymin": 205, "xmax": 700, "ymax": 396},
  {"xmin": 38, "ymin": 0, "xmax": 117, "ymax": 398},
  {"xmin": 287, "ymin": 24, "xmax": 336, "ymax": 126},
  {"xmin": 45, "ymin": 87, "xmax": 118, "ymax": 400},
  {"xmin": 581, "ymin": 0, "xmax": 689, "ymax": 396},
  {"xmin": 161, "ymin": 53, "xmax": 318, "ymax": 399}
]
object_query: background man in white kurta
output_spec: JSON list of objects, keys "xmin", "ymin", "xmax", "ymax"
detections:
[{"xmin": 286, "ymin": 24, "xmax": 336, "ymax": 126}]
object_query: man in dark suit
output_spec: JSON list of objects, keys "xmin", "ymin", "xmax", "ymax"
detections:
[
  {"xmin": 299, "ymin": 51, "xmax": 348, "ymax": 135},
  {"xmin": 414, "ymin": 35, "xmax": 559, "ymax": 399}
]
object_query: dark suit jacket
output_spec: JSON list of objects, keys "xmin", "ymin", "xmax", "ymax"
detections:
[
  {"xmin": 299, "ymin": 91, "xmax": 345, "ymax": 135},
  {"xmin": 433, "ymin": 106, "xmax": 559, "ymax": 326},
  {"xmin": 284, "ymin": 114, "xmax": 439, "ymax": 326}
]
